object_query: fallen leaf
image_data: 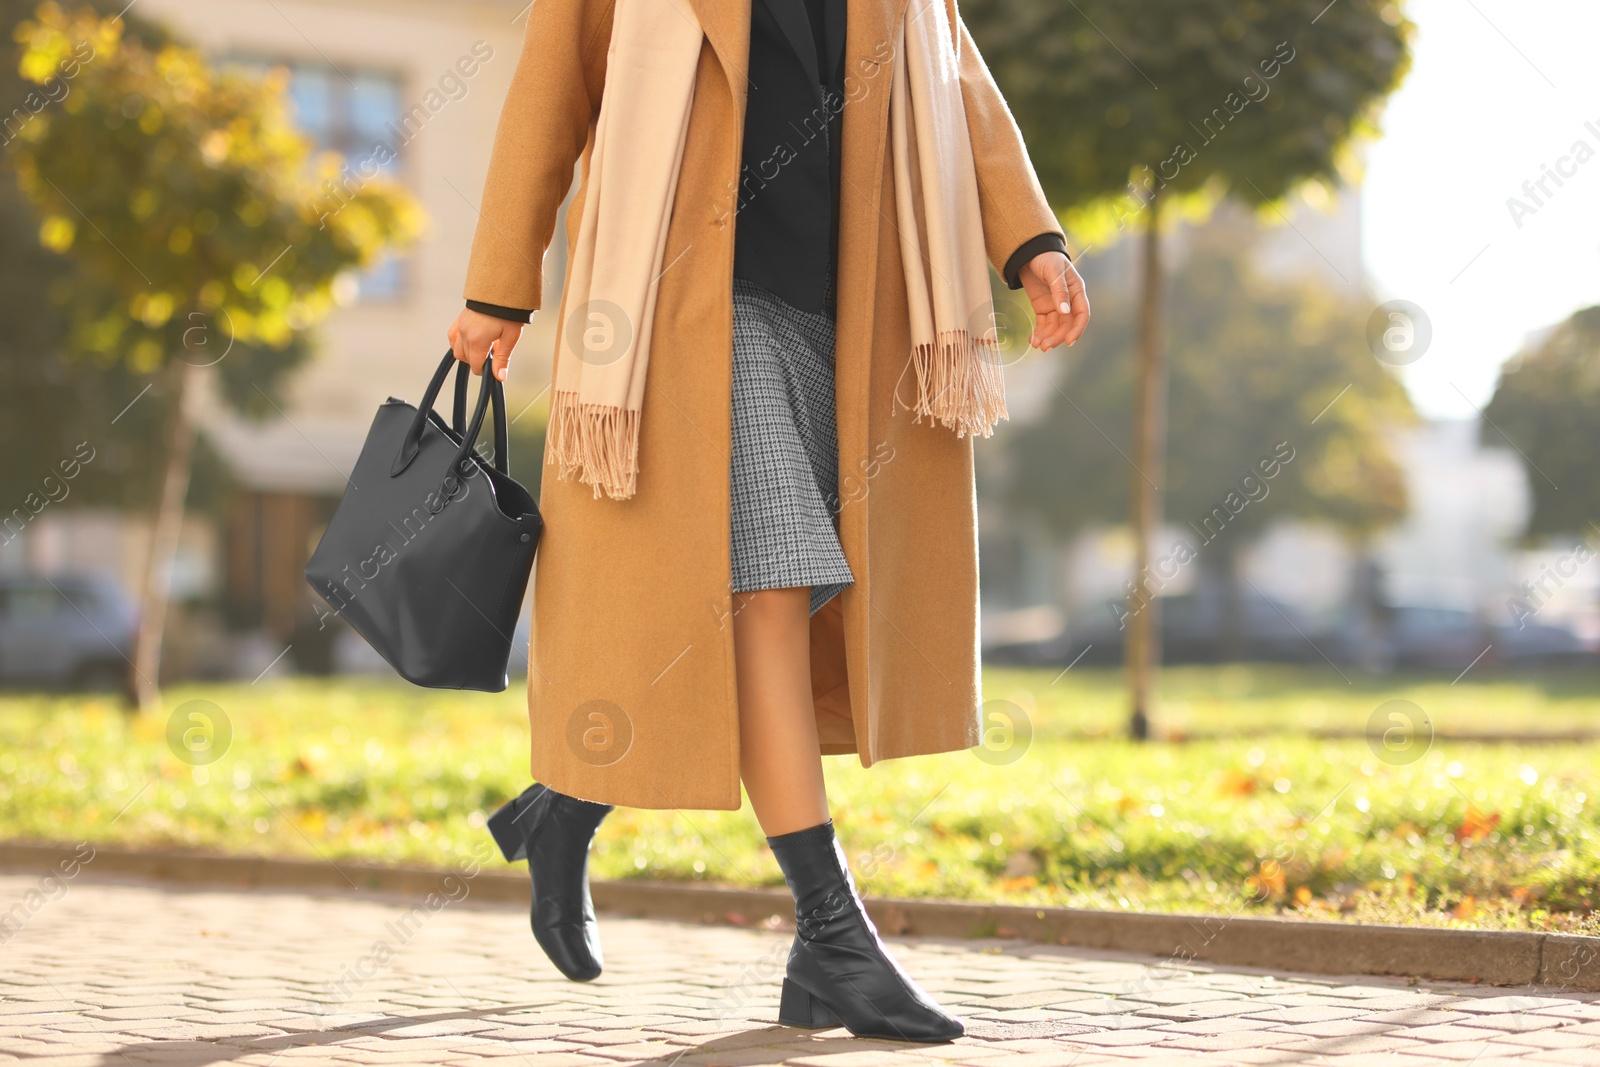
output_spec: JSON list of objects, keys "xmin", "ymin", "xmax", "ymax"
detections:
[
  {"xmin": 1455, "ymin": 806, "xmax": 1500, "ymax": 843},
  {"xmin": 1218, "ymin": 768, "xmax": 1259, "ymax": 797}
]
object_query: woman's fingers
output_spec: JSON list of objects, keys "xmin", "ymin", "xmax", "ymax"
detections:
[
  {"xmin": 449, "ymin": 311, "xmax": 486, "ymax": 373},
  {"xmin": 463, "ymin": 331, "xmax": 490, "ymax": 375},
  {"xmin": 489, "ymin": 332, "xmax": 513, "ymax": 381},
  {"xmin": 1049, "ymin": 262, "xmax": 1073, "ymax": 317},
  {"xmin": 1023, "ymin": 250, "xmax": 1079, "ymax": 351},
  {"xmin": 1029, "ymin": 311, "xmax": 1054, "ymax": 351},
  {"xmin": 488, "ymin": 322, "xmax": 521, "ymax": 381},
  {"xmin": 1031, "ymin": 308, "xmax": 1067, "ymax": 351},
  {"xmin": 449, "ymin": 310, "xmax": 524, "ymax": 378},
  {"xmin": 1062, "ymin": 271, "xmax": 1091, "ymax": 347}
]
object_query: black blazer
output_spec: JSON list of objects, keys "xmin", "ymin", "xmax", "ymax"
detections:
[
  {"xmin": 732, "ymin": 0, "xmax": 846, "ymax": 313},
  {"xmin": 467, "ymin": 0, "xmax": 1066, "ymax": 323}
]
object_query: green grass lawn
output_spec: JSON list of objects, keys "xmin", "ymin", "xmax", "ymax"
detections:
[
  {"xmin": 3, "ymin": 665, "xmax": 1599, "ymax": 935},
  {"xmin": 985, "ymin": 662, "xmax": 1600, "ymax": 738}
]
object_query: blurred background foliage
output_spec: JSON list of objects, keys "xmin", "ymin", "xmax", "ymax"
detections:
[
  {"xmin": 4, "ymin": 1, "xmax": 421, "ymax": 710},
  {"xmin": 1481, "ymin": 306, "xmax": 1600, "ymax": 542},
  {"xmin": 965, "ymin": 0, "xmax": 1415, "ymax": 226}
]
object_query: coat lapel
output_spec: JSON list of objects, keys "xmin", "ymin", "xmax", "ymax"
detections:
[
  {"xmin": 685, "ymin": 0, "xmax": 861, "ymax": 103},
  {"xmin": 681, "ymin": 0, "xmax": 752, "ymax": 105},
  {"xmin": 758, "ymin": 0, "xmax": 822, "ymax": 93}
]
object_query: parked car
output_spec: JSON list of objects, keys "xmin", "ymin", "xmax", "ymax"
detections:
[
  {"xmin": 1034, "ymin": 584, "xmax": 1328, "ymax": 667},
  {"xmin": 1382, "ymin": 605, "xmax": 1490, "ymax": 670},
  {"xmin": 0, "ymin": 573, "xmax": 137, "ymax": 693},
  {"xmin": 1155, "ymin": 590, "xmax": 1318, "ymax": 663},
  {"xmin": 1489, "ymin": 617, "xmax": 1591, "ymax": 666}
]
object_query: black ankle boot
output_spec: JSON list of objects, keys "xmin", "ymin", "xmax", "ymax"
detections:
[
  {"xmin": 766, "ymin": 818, "xmax": 964, "ymax": 1042},
  {"xmin": 487, "ymin": 782, "xmax": 614, "ymax": 982}
]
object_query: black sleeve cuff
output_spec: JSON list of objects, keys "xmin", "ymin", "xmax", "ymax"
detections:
[
  {"xmin": 1003, "ymin": 232, "xmax": 1071, "ymax": 290},
  {"xmin": 466, "ymin": 299, "xmax": 533, "ymax": 324}
]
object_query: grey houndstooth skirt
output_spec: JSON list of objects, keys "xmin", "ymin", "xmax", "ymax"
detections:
[{"xmin": 729, "ymin": 271, "xmax": 855, "ymax": 616}]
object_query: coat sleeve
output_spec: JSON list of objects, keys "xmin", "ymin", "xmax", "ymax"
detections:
[
  {"xmin": 462, "ymin": 0, "xmax": 617, "ymax": 312},
  {"xmin": 949, "ymin": 2, "xmax": 1067, "ymax": 280}
]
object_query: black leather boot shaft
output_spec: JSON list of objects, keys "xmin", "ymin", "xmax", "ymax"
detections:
[
  {"xmin": 766, "ymin": 818, "xmax": 964, "ymax": 1042},
  {"xmin": 488, "ymin": 782, "xmax": 613, "ymax": 982}
]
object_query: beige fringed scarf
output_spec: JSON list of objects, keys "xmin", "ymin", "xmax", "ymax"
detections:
[{"xmin": 549, "ymin": 0, "xmax": 1003, "ymax": 501}]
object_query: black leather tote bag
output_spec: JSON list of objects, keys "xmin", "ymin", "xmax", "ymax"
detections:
[{"xmin": 305, "ymin": 351, "xmax": 542, "ymax": 691}]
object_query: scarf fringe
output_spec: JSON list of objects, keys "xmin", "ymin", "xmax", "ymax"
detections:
[
  {"xmin": 908, "ymin": 329, "xmax": 1010, "ymax": 439},
  {"xmin": 546, "ymin": 389, "xmax": 641, "ymax": 500}
]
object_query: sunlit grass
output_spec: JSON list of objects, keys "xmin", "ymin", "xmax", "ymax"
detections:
[{"xmin": 2, "ymin": 666, "xmax": 1598, "ymax": 934}]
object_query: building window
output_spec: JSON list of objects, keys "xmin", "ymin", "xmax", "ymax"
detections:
[{"xmin": 225, "ymin": 56, "xmax": 408, "ymax": 302}]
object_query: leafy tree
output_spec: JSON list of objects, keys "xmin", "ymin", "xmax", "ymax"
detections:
[
  {"xmin": 1479, "ymin": 306, "xmax": 1600, "ymax": 540},
  {"xmin": 0, "ymin": 0, "xmax": 174, "ymax": 515},
  {"xmin": 1008, "ymin": 218, "xmax": 1413, "ymax": 653},
  {"xmin": 964, "ymin": 0, "xmax": 1414, "ymax": 736},
  {"xmin": 5, "ymin": 2, "xmax": 421, "ymax": 711}
]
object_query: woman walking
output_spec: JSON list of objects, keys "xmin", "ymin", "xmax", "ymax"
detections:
[{"xmin": 448, "ymin": 0, "xmax": 1088, "ymax": 1042}]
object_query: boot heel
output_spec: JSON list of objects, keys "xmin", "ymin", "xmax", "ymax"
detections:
[
  {"xmin": 487, "ymin": 791, "xmax": 534, "ymax": 863},
  {"xmin": 779, "ymin": 977, "xmax": 842, "ymax": 1029}
]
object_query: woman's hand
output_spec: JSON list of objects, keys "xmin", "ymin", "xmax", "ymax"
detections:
[
  {"xmin": 448, "ymin": 307, "xmax": 524, "ymax": 381},
  {"xmin": 1019, "ymin": 250, "xmax": 1089, "ymax": 352}
]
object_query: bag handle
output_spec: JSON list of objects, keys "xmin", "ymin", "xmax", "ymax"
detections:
[
  {"xmin": 434, "ymin": 355, "xmax": 508, "ymax": 509},
  {"xmin": 452, "ymin": 358, "xmax": 470, "ymax": 436},
  {"xmin": 446, "ymin": 356, "xmax": 516, "ymax": 444},
  {"xmin": 392, "ymin": 350, "xmax": 509, "ymax": 478}
]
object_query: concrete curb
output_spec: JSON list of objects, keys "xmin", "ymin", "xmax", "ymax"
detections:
[{"xmin": 5, "ymin": 840, "xmax": 1597, "ymax": 992}]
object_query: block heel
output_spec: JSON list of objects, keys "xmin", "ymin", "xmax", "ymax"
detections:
[
  {"xmin": 779, "ymin": 977, "xmax": 842, "ymax": 1029},
  {"xmin": 487, "ymin": 791, "xmax": 531, "ymax": 863}
]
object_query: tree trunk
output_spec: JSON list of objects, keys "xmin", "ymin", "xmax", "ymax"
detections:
[
  {"xmin": 131, "ymin": 358, "xmax": 198, "ymax": 714},
  {"xmin": 1219, "ymin": 538, "xmax": 1246, "ymax": 663},
  {"xmin": 1127, "ymin": 187, "xmax": 1165, "ymax": 740}
]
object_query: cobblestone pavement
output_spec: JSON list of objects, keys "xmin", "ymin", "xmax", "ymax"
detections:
[{"xmin": 4, "ymin": 873, "xmax": 1600, "ymax": 1066}]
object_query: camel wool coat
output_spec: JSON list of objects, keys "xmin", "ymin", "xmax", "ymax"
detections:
[{"xmin": 463, "ymin": 0, "xmax": 1064, "ymax": 811}]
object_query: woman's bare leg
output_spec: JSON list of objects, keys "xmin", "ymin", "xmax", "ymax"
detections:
[{"xmin": 733, "ymin": 586, "xmax": 830, "ymax": 837}]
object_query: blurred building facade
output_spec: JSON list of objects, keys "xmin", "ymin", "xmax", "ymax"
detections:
[{"xmin": 4, "ymin": 0, "xmax": 568, "ymax": 674}]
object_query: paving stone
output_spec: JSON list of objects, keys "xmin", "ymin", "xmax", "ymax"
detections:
[
  {"xmin": 1060, "ymin": 1030, "xmax": 1177, "ymax": 1047},
  {"xmin": 1396, "ymin": 1022, "xmax": 1528, "ymax": 1042},
  {"xmin": 6, "ymin": 872, "xmax": 1599, "ymax": 1067},
  {"xmin": 1401, "ymin": 1038, "xmax": 1533, "ymax": 1060},
  {"xmin": 785, "ymin": 1052, "xmax": 935, "ymax": 1067},
  {"xmin": 1498, "ymin": 1028, "xmax": 1600, "ymax": 1049},
  {"xmin": 1121, "ymin": 986, "xmax": 1249, "ymax": 1006},
  {"xmin": 1244, "ymin": 1004, "xmax": 1372, "ymax": 1024},
  {"xmin": 1133, "ymin": 999, "xmax": 1267, "ymax": 1020},
  {"xmin": 1290, "ymin": 1020, "xmax": 1403, "ymax": 1038},
  {"xmin": 1458, "ymin": 1013, "xmax": 1574, "ymax": 1035},
  {"xmin": 1300, "ymin": 1033, "xmax": 1439, "ymax": 1055},
  {"xmin": 1046, "ymin": 997, "xmax": 1159, "ymax": 1017},
  {"xmin": 1146, "ymin": 1016, "xmax": 1280, "ymax": 1036},
  {"xmin": 1526, "ymin": 1051, "xmax": 1600, "ymax": 1066},
  {"xmin": 1361, "ymin": 1008, "xmax": 1477, "ymax": 1025},
  {"xmin": 1532, "ymin": 1004, "xmax": 1600, "ymax": 1022},
  {"xmin": 1453, "ymin": 997, "xmax": 1581, "ymax": 1014},
  {"xmin": 967, "ymin": 1053, "xmax": 1088, "ymax": 1067},
  {"xmin": 1163, "ymin": 1030, "xmax": 1315, "ymax": 1052}
]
